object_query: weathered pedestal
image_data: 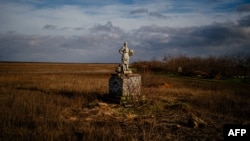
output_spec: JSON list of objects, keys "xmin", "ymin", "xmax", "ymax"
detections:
[{"xmin": 109, "ymin": 73, "xmax": 142, "ymax": 105}]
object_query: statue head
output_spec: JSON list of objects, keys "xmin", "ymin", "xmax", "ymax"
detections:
[{"xmin": 123, "ymin": 42, "xmax": 128, "ymax": 47}]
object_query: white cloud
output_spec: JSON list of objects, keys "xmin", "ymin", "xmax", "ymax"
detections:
[
  {"xmin": 1, "ymin": 1, "xmax": 245, "ymax": 36},
  {"xmin": 0, "ymin": 0, "xmax": 249, "ymax": 62}
]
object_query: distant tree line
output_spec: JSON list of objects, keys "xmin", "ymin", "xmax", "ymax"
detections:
[{"xmin": 131, "ymin": 54, "xmax": 250, "ymax": 79}]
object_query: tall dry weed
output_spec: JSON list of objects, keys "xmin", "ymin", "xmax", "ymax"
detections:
[{"xmin": 0, "ymin": 63, "xmax": 249, "ymax": 140}]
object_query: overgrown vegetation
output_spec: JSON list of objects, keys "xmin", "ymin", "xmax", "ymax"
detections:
[
  {"xmin": 132, "ymin": 54, "xmax": 250, "ymax": 80},
  {"xmin": 0, "ymin": 62, "xmax": 249, "ymax": 140}
]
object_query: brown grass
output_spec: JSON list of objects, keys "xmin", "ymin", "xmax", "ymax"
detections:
[{"xmin": 0, "ymin": 62, "xmax": 249, "ymax": 141}]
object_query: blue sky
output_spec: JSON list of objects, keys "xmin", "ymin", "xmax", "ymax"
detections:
[{"xmin": 0, "ymin": 0, "xmax": 250, "ymax": 62}]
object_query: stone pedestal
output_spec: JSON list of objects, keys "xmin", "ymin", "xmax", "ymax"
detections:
[{"xmin": 109, "ymin": 73, "xmax": 142, "ymax": 105}]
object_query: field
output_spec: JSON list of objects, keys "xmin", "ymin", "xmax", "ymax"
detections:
[{"xmin": 0, "ymin": 62, "xmax": 249, "ymax": 141}]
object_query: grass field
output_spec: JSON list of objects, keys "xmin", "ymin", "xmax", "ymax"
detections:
[{"xmin": 0, "ymin": 62, "xmax": 249, "ymax": 141}]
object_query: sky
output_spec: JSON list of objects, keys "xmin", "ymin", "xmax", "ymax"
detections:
[{"xmin": 0, "ymin": 0, "xmax": 250, "ymax": 63}]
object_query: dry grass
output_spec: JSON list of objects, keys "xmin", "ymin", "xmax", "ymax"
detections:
[{"xmin": 0, "ymin": 62, "xmax": 249, "ymax": 141}]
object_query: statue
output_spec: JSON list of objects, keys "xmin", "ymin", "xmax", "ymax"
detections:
[
  {"xmin": 110, "ymin": 42, "xmax": 142, "ymax": 105},
  {"xmin": 116, "ymin": 42, "xmax": 133, "ymax": 74}
]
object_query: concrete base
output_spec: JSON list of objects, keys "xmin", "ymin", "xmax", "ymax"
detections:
[{"xmin": 109, "ymin": 73, "xmax": 142, "ymax": 105}]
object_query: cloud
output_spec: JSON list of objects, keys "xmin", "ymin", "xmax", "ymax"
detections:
[
  {"xmin": 1, "ymin": 0, "xmax": 245, "ymax": 35},
  {"xmin": 149, "ymin": 12, "xmax": 169, "ymax": 19},
  {"xmin": 0, "ymin": 34, "xmax": 60, "ymax": 62},
  {"xmin": 0, "ymin": 2, "xmax": 94, "ymax": 35},
  {"xmin": 236, "ymin": 4, "xmax": 250, "ymax": 12},
  {"xmin": 130, "ymin": 8, "xmax": 148, "ymax": 14},
  {"xmin": 0, "ymin": 19, "xmax": 250, "ymax": 63},
  {"xmin": 60, "ymin": 27, "xmax": 71, "ymax": 30},
  {"xmin": 129, "ymin": 21, "xmax": 250, "ymax": 58},
  {"xmin": 238, "ymin": 15, "xmax": 250, "ymax": 27},
  {"xmin": 89, "ymin": 21, "xmax": 123, "ymax": 33},
  {"xmin": 74, "ymin": 27, "xmax": 85, "ymax": 30},
  {"xmin": 0, "ymin": 33, "xmax": 122, "ymax": 62},
  {"xmin": 0, "ymin": 1, "xmax": 250, "ymax": 62},
  {"xmin": 0, "ymin": 21, "xmax": 129, "ymax": 62},
  {"xmin": 129, "ymin": 8, "xmax": 169, "ymax": 19},
  {"xmin": 43, "ymin": 24, "xmax": 57, "ymax": 30}
]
